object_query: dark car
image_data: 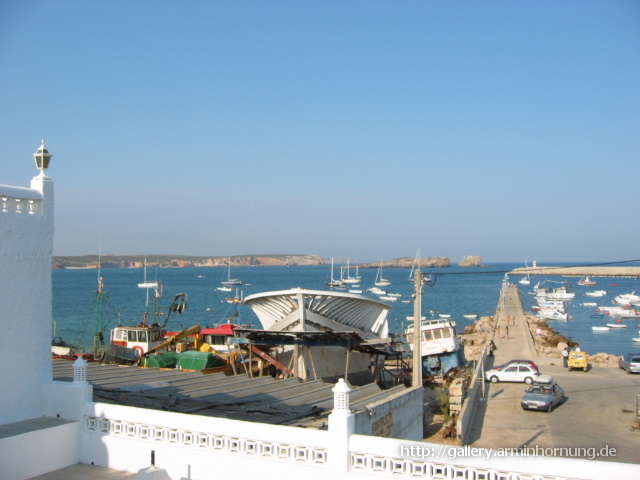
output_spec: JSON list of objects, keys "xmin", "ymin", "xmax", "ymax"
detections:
[
  {"xmin": 521, "ymin": 375, "xmax": 564, "ymax": 412},
  {"xmin": 618, "ymin": 353, "xmax": 640, "ymax": 374}
]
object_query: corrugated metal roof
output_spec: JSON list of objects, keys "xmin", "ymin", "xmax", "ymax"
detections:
[{"xmin": 53, "ymin": 359, "xmax": 405, "ymax": 427}]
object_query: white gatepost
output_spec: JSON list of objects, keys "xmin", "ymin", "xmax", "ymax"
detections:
[{"xmin": 327, "ymin": 378, "xmax": 355, "ymax": 473}]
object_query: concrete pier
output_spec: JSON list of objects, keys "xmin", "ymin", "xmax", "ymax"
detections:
[
  {"xmin": 510, "ymin": 266, "xmax": 640, "ymax": 277},
  {"xmin": 467, "ymin": 283, "xmax": 640, "ymax": 466}
]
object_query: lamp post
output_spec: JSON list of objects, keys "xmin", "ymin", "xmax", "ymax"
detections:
[
  {"xmin": 33, "ymin": 140, "xmax": 52, "ymax": 174},
  {"xmin": 412, "ymin": 269, "xmax": 423, "ymax": 387}
]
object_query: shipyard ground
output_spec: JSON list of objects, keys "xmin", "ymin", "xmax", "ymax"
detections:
[{"xmin": 468, "ymin": 284, "xmax": 640, "ymax": 464}]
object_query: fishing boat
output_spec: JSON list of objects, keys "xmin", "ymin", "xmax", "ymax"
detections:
[
  {"xmin": 221, "ymin": 257, "xmax": 242, "ymax": 285},
  {"xmin": 585, "ymin": 290, "xmax": 607, "ymax": 297},
  {"xmin": 578, "ymin": 277, "xmax": 596, "ymax": 286},
  {"xmin": 367, "ymin": 287, "xmax": 387, "ymax": 295},
  {"xmin": 537, "ymin": 310, "xmax": 569, "ymax": 321},
  {"xmin": 519, "ymin": 259, "xmax": 531, "ymax": 285},
  {"xmin": 614, "ymin": 292, "xmax": 640, "ymax": 306},
  {"xmin": 374, "ymin": 258, "xmax": 391, "ymax": 287},
  {"xmin": 103, "ymin": 262, "xmax": 189, "ymax": 364},
  {"xmin": 405, "ymin": 319, "xmax": 465, "ymax": 378}
]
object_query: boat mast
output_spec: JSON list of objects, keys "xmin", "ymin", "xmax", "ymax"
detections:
[{"xmin": 93, "ymin": 247, "xmax": 107, "ymax": 357}]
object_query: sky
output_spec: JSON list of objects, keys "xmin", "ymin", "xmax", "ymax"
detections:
[{"xmin": 1, "ymin": 1, "xmax": 639, "ymax": 263}]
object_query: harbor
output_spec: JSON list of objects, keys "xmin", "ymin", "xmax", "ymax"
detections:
[{"xmin": 465, "ymin": 283, "xmax": 640, "ymax": 464}]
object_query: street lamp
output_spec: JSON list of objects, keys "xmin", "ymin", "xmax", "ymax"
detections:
[{"xmin": 33, "ymin": 140, "xmax": 52, "ymax": 173}]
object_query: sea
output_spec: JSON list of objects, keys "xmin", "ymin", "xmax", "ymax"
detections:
[{"xmin": 52, "ymin": 262, "xmax": 640, "ymax": 357}]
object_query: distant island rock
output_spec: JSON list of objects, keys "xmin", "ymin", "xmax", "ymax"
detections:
[
  {"xmin": 52, "ymin": 254, "xmax": 324, "ymax": 269},
  {"xmin": 358, "ymin": 257, "xmax": 451, "ymax": 269},
  {"xmin": 458, "ymin": 256, "xmax": 483, "ymax": 267}
]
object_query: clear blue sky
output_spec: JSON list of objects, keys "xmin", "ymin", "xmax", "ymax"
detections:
[{"xmin": 1, "ymin": 1, "xmax": 638, "ymax": 263}]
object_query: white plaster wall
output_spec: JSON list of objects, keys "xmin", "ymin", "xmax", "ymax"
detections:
[
  {"xmin": 80, "ymin": 402, "xmax": 332, "ymax": 480},
  {"xmin": 0, "ymin": 176, "xmax": 53, "ymax": 425},
  {"xmin": 353, "ymin": 386, "xmax": 423, "ymax": 440},
  {"xmin": 0, "ymin": 422, "xmax": 80, "ymax": 480}
]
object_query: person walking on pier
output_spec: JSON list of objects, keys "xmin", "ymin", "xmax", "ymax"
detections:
[{"xmin": 505, "ymin": 325, "xmax": 510, "ymax": 340}]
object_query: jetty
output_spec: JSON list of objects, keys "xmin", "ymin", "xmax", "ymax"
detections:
[
  {"xmin": 510, "ymin": 266, "xmax": 640, "ymax": 277},
  {"xmin": 465, "ymin": 283, "xmax": 640, "ymax": 464}
]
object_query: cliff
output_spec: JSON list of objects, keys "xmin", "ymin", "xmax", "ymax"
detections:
[
  {"xmin": 358, "ymin": 257, "xmax": 451, "ymax": 269},
  {"xmin": 458, "ymin": 256, "xmax": 483, "ymax": 267},
  {"xmin": 52, "ymin": 254, "xmax": 324, "ymax": 269}
]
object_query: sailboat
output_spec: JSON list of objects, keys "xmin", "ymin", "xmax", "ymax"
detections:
[
  {"xmin": 519, "ymin": 259, "xmax": 531, "ymax": 285},
  {"xmin": 221, "ymin": 257, "xmax": 242, "ymax": 285},
  {"xmin": 325, "ymin": 258, "xmax": 345, "ymax": 287},
  {"xmin": 374, "ymin": 258, "xmax": 391, "ymax": 287},
  {"xmin": 343, "ymin": 259, "xmax": 361, "ymax": 284}
]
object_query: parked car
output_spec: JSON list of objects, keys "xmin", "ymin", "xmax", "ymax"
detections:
[
  {"xmin": 567, "ymin": 351, "xmax": 588, "ymax": 371},
  {"xmin": 521, "ymin": 374, "xmax": 564, "ymax": 412},
  {"xmin": 494, "ymin": 359, "xmax": 540, "ymax": 373},
  {"xmin": 618, "ymin": 353, "xmax": 640, "ymax": 374},
  {"xmin": 485, "ymin": 364, "xmax": 539, "ymax": 384}
]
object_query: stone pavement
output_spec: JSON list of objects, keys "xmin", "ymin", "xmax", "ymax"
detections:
[{"xmin": 27, "ymin": 463, "xmax": 134, "ymax": 480}]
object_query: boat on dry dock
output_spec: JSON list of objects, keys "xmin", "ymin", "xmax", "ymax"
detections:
[
  {"xmin": 405, "ymin": 318, "xmax": 465, "ymax": 378},
  {"xmin": 241, "ymin": 288, "xmax": 393, "ymax": 384}
]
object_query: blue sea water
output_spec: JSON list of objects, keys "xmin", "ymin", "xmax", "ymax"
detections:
[{"xmin": 52, "ymin": 262, "xmax": 640, "ymax": 357}]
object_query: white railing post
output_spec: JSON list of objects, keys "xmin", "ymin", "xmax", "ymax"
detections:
[
  {"xmin": 73, "ymin": 356, "xmax": 88, "ymax": 385},
  {"xmin": 328, "ymin": 378, "xmax": 355, "ymax": 473}
]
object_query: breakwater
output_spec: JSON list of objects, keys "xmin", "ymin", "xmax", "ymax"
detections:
[{"xmin": 510, "ymin": 266, "xmax": 640, "ymax": 277}]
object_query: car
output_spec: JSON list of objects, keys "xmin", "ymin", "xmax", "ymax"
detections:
[
  {"xmin": 618, "ymin": 353, "xmax": 640, "ymax": 374},
  {"xmin": 568, "ymin": 351, "xmax": 588, "ymax": 371},
  {"xmin": 521, "ymin": 375, "xmax": 564, "ymax": 412},
  {"xmin": 485, "ymin": 364, "xmax": 540, "ymax": 384},
  {"xmin": 494, "ymin": 359, "xmax": 540, "ymax": 373}
]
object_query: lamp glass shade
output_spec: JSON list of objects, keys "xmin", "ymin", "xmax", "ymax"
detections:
[{"xmin": 33, "ymin": 143, "xmax": 52, "ymax": 171}]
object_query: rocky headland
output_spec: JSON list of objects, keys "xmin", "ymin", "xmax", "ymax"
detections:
[
  {"xmin": 458, "ymin": 256, "xmax": 483, "ymax": 267},
  {"xmin": 52, "ymin": 254, "xmax": 324, "ymax": 269},
  {"xmin": 358, "ymin": 257, "xmax": 451, "ymax": 269}
]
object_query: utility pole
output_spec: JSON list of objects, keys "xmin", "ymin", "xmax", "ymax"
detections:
[{"xmin": 412, "ymin": 269, "xmax": 423, "ymax": 387}]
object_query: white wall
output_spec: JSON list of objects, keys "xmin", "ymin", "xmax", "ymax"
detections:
[
  {"xmin": 353, "ymin": 386, "xmax": 423, "ymax": 441},
  {"xmin": 0, "ymin": 421, "xmax": 80, "ymax": 480},
  {"xmin": 0, "ymin": 174, "xmax": 54, "ymax": 425}
]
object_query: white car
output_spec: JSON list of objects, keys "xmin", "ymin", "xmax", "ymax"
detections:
[{"xmin": 484, "ymin": 364, "xmax": 540, "ymax": 384}]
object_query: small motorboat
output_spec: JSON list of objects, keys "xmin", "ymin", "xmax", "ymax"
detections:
[
  {"xmin": 606, "ymin": 323, "xmax": 627, "ymax": 329},
  {"xmin": 463, "ymin": 314, "xmax": 477, "ymax": 319},
  {"xmin": 632, "ymin": 338, "xmax": 640, "ymax": 343},
  {"xmin": 591, "ymin": 326, "xmax": 610, "ymax": 332}
]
